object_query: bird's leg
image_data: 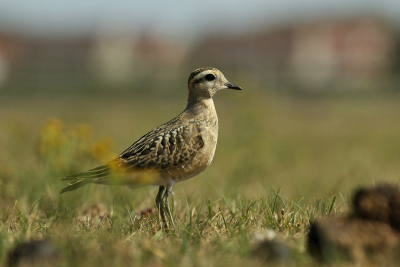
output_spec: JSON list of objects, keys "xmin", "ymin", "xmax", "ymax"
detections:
[
  {"xmin": 156, "ymin": 186, "xmax": 167, "ymax": 228},
  {"xmin": 164, "ymin": 184, "xmax": 175, "ymax": 228}
]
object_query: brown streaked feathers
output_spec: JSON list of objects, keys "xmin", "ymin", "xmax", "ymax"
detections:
[
  {"xmin": 61, "ymin": 119, "xmax": 204, "ymax": 193},
  {"xmin": 119, "ymin": 122, "xmax": 204, "ymax": 171}
]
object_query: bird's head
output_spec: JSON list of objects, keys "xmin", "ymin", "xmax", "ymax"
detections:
[{"xmin": 187, "ymin": 67, "xmax": 242, "ymax": 101}]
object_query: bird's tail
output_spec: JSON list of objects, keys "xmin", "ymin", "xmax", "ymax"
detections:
[{"xmin": 60, "ymin": 165, "xmax": 111, "ymax": 194}]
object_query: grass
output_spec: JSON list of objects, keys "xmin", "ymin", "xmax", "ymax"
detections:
[{"xmin": 1, "ymin": 84, "xmax": 400, "ymax": 266}]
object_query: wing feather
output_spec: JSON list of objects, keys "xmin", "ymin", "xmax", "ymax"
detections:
[{"xmin": 120, "ymin": 122, "xmax": 204, "ymax": 171}]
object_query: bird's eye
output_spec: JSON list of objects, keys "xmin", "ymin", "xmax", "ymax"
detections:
[{"xmin": 205, "ymin": 74, "xmax": 215, "ymax": 81}]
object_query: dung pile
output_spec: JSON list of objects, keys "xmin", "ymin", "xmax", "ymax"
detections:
[{"xmin": 308, "ymin": 184, "xmax": 400, "ymax": 265}]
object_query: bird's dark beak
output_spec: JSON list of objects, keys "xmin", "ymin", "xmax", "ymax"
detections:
[{"xmin": 225, "ymin": 82, "xmax": 242, "ymax": 90}]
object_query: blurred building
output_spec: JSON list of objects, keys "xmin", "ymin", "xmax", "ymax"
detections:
[
  {"xmin": 0, "ymin": 33, "xmax": 92, "ymax": 92},
  {"xmin": 0, "ymin": 32, "xmax": 23, "ymax": 87},
  {"xmin": 89, "ymin": 32, "xmax": 187, "ymax": 84},
  {"xmin": 0, "ymin": 15, "xmax": 399, "ymax": 93},
  {"xmin": 291, "ymin": 17, "xmax": 396, "ymax": 87},
  {"xmin": 186, "ymin": 16, "xmax": 399, "ymax": 91},
  {"xmin": 0, "ymin": 31, "xmax": 188, "ymax": 92}
]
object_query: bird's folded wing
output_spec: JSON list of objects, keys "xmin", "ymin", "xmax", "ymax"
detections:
[
  {"xmin": 118, "ymin": 123, "xmax": 204, "ymax": 171},
  {"xmin": 63, "ymin": 122, "xmax": 204, "ymax": 182}
]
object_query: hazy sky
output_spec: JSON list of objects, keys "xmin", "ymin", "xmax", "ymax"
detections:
[{"xmin": 0, "ymin": 0, "xmax": 399, "ymax": 39}]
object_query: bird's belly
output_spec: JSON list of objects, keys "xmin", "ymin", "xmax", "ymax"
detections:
[{"xmin": 163, "ymin": 139, "xmax": 217, "ymax": 184}]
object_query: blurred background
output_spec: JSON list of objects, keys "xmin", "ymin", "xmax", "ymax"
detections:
[
  {"xmin": 0, "ymin": 1, "xmax": 400, "ymax": 94},
  {"xmin": 1, "ymin": 0, "xmax": 400, "ymax": 210}
]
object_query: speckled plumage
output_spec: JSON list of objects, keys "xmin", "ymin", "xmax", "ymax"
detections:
[{"xmin": 61, "ymin": 67, "xmax": 242, "ymax": 228}]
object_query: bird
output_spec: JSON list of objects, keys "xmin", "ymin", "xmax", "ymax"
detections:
[{"xmin": 61, "ymin": 67, "xmax": 242, "ymax": 228}]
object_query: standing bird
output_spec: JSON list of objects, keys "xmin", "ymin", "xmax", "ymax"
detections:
[{"xmin": 61, "ymin": 67, "xmax": 242, "ymax": 228}]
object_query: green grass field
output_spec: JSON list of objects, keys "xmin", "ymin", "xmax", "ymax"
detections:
[{"xmin": 1, "ymin": 85, "xmax": 400, "ymax": 266}]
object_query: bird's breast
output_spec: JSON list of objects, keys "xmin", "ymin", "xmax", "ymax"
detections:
[
  {"xmin": 163, "ymin": 118, "xmax": 218, "ymax": 184},
  {"xmin": 164, "ymin": 136, "xmax": 217, "ymax": 183}
]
